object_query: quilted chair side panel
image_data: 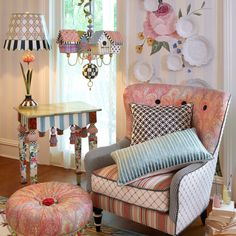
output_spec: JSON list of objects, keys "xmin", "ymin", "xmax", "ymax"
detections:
[
  {"xmin": 123, "ymin": 83, "xmax": 230, "ymax": 154},
  {"xmin": 173, "ymin": 94, "xmax": 230, "ymax": 234},
  {"xmin": 175, "ymin": 156, "xmax": 217, "ymax": 235},
  {"xmin": 92, "ymin": 193, "xmax": 176, "ymax": 235}
]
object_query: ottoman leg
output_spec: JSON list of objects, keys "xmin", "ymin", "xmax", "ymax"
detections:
[{"xmin": 93, "ymin": 207, "xmax": 103, "ymax": 232}]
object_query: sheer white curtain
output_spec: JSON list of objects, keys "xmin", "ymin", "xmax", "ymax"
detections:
[{"xmin": 49, "ymin": 0, "xmax": 117, "ymax": 169}]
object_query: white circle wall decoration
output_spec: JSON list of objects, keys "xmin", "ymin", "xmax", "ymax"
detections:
[
  {"xmin": 182, "ymin": 35, "xmax": 213, "ymax": 66},
  {"xmin": 176, "ymin": 16, "xmax": 197, "ymax": 38},
  {"xmin": 167, "ymin": 54, "xmax": 183, "ymax": 71},
  {"xmin": 133, "ymin": 61, "xmax": 154, "ymax": 82}
]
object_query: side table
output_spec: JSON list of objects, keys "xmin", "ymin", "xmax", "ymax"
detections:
[{"xmin": 14, "ymin": 101, "xmax": 101, "ymax": 184}]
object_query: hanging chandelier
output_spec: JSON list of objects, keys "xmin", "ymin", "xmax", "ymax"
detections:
[{"xmin": 56, "ymin": 0, "xmax": 123, "ymax": 89}]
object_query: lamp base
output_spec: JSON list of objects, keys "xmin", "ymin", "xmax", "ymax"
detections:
[{"xmin": 20, "ymin": 95, "xmax": 38, "ymax": 108}]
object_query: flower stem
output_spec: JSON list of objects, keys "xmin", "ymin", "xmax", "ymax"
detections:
[{"xmin": 189, "ymin": 7, "xmax": 210, "ymax": 15}]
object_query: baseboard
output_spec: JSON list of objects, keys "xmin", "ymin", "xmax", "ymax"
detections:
[
  {"xmin": 0, "ymin": 138, "xmax": 18, "ymax": 147},
  {"xmin": 0, "ymin": 154, "xmax": 18, "ymax": 160},
  {"xmin": 0, "ymin": 138, "xmax": 52, "ymax": 165},
  {"xmin": 0, "ymin": 138, "xmax": 18, "ymax": 160}
]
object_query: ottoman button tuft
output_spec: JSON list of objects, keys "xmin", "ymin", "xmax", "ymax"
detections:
[{"xmin": 42, "ymin": 197, "xmax": 58, "ymax": 206}]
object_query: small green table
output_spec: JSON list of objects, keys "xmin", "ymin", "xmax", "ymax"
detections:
[{"xmin": 15, "ymin": 101, "xmax": 101, "ymax": 184}]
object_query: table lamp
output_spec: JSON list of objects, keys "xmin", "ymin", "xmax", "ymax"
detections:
[{"xmin": 3, "ymin": 13, "xmax": 50, "ymax": 108}]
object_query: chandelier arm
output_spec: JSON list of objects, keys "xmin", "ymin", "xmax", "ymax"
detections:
[
  {"xmin": 96, "ymin": 56, "xmax": 103, "ymax": 67},
  {"xmin": 67, "ymin": 54, "xmax": 79, "ymax": 66},
  {"xmin": 101, "ymin": 54, "xmax": 113, "ymax": 65},
  {"xmin": 79, "ymin": 52, "xmax": 86, "ymax": 60},
  {"xmin": 77, "ymin": 53, "xmax": 84, "ymax": 65}
]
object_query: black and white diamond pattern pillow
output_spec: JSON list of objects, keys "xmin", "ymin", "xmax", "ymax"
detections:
[{"xmin": 130, "ymin": 103, "xmax": 193, "ymax": 145}]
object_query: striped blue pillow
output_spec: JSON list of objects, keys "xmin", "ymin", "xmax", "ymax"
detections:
[{"xmin": 111, "ymin": 128, "xmax": 212, "ymax": 185}]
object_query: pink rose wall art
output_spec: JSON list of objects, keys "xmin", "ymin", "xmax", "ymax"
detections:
[
  {"xmin": 144, "ymin": 3, "xmax": 177, "ymax": 39},
  {"xmin": 136, "ymin": 0, "xmax": 213, "ymax": 72}
]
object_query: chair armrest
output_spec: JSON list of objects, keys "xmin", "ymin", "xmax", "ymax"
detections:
[
  {"xmin": 169, "ymin": 157, "xmax": 217, "ymax": 234},
  {"xmin": 84, "ymin": 137, "xmax": 131, "ymax": 192}
]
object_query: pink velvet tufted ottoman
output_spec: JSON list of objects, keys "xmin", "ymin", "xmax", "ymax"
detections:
[{"xmin": 6, "ymin": 182, "xmax": 92, "ymax": 236}]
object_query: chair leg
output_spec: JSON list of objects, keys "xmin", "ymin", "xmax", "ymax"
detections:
[
  {"xmin": 200, "ymin": 208, "xmax": 207, "ymax": 225},
  {"xmin": 93, "ymin": 207, "xmax": 103, "ymax": 232}
]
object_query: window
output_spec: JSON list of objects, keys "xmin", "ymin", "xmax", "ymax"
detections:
[{"xmin": 50, "ymin": 0, "xmax": 117, "ymax": 168}]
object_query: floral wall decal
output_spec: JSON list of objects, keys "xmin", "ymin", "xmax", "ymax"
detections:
[{"xmin": 136, "ymin": 0, "xmax": 213, "ymax": 72}]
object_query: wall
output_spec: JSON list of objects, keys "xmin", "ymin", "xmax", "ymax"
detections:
[
  {"xmin": 117, "ymin": 0, "xmax": 222, "ymax": 140},
  {"xmin": 222, "ymin": 0, "xmax": 236, "ymax": 201},
  {"xmin": 0, "ymin": 0, "xmax": 50, "ymax": 164}
]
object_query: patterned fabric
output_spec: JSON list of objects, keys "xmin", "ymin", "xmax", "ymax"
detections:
[
  {"xmin": 105, "ymin": 31, "xmax": 123, "ymax": 45},
  {"xmin": 1, "ymin": 203, "xmax": 146, "ymax": 236},
  {"xmin": 84, "ymin": 137, "xmax": 131, "ymax": 192},
  {"xmin": 124, "ymin": 83, "xmax": 231, "ymax": 154},
  {"xmin": 111, "ymin": 45, "xmax": 121, "ymax": 54},
  {"xmin": 18, "ymin": 125, "xmax": 27, "ymax": 183},
  {"xmin": 19, "ymin": 112, "xmax": 90, "ymax": 133},
  {"xmin": 4, "ymin": 13, "xmax": 50, "ymax": 51},
  {"xmin": 92, "ymin": 193, "xmax": 176, "ymax": 235},
  {"xmin": 89, "ymin": 31, "xmax": 123, "ymax": 45},
  {"xmin": 82, "ymin": 63, "xmax": 99, "ymax": 80},
  {"xmin": 6, "ymin": 182, "xmax": 92, "ymax": 236},
  {"xmin": 169, "ymin": 162, "xmax": 204, "ymax": 223},
  {"xmin": 57, "ymin": 30, "xmax": 80, "ymax": 44},
  {"xmin": 92, "ymin": 164, "xmax": 174, "ymax": 212},
  {"xmin": 174, "ymin": 157, "xmax": 217, "ymax": 234},
  {"xmin": 130, "ymin": 103, "xmax": 193, "ymax": 145},
  {"xmin": 1, "ymin": 197, "xmax": 147, "ymax": 236},
  {"xmin": 112, "ymin": 128, "xmax": 212, "ymax": 185}
]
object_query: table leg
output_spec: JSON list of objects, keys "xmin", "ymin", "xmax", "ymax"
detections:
[
  {"xmin": 18, "ymin": 125, "xmax": 27, "ymax": 184},
  {"xmin": 74, "ymin": 129, "xmax": 82, "ymax": 185},
  {"xmin": 28, "ymin": 130, "xmax": 38, "ymax": 184},
  {"xmin": 88, "ymin": 123, "xmax": 98, "ymax": 150}
]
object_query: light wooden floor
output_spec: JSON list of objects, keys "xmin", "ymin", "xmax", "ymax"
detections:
[{"xmin": 0, "ymin": 156, "xmax": 205, "ymax": 236}]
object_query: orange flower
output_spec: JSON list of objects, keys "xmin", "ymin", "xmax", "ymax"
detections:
[
  {"xmin": 22, "ymin": 52, "xmax": 35, "ymax": 64},
  {"xmin": 136, "ymin": 45, "xmax": 143, "ymax": 54},
  {"xmin": 147, "ymin": 37, "xmax": 154, "ymax": 46},
  {"xmin": 138, "ymin": 32, "xmax": 145, "ymax": 40}
]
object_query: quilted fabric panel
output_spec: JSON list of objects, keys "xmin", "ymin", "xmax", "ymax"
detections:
[
  {"xmin": 92, "ymin": 192, "xmax": 176, "ymax": 235},
  {"xmin": 175, "ymin": 157, "xmax": 217, "ymax": 234},
  {"xmin": 130, "ymin": 103, "xmax": 193, "ymax": 145},
  {"xmin": 124, "ymin": 83, "xmax": 231, "ymax": 154},
  {"xmin": 92, "ymin": 164, "xmax": 175, "ymax": 212}
]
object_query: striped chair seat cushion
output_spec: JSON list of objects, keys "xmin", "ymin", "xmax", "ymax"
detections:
[{"xmin": 91, "ymin": 164, "xmax": 175, "ymax": 212}]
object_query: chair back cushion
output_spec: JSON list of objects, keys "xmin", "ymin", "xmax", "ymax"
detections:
[
  {"xmin": 124, "ymin": 83, "xmax": 231, "ymax": 154},
  {"xmin": 130, "ymin": 103, "xmax": 193, "ymax": 145}
]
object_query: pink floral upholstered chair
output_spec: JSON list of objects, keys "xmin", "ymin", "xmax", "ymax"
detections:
[{"xmin": 85, "ymin": 83, "xmax": 231, "ymax": 236}]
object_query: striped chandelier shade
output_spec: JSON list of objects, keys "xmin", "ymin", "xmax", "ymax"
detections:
[{"xmin": 3, "ymin": 13, "xmax": 50, "ymax": 51}]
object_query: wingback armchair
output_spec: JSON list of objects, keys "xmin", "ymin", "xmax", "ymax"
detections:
[{"xmin": 84, "ymin": 83, "xmax": 231, "ymax": 236}]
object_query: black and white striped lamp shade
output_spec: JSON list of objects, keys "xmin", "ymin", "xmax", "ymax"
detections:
[{"xmin": 3, "ymin": 13, "xmax": 50, "ymax": 51}]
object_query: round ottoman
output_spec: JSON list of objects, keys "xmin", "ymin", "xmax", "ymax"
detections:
[{"xmin": 6, "ymin": 182, "xmax": 92, "ymax": 236}]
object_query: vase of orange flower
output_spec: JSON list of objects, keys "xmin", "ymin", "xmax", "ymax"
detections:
[{"xmin": 19, "ymin": 52, "xmax": 37, "ymax": 108}]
